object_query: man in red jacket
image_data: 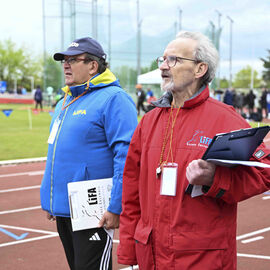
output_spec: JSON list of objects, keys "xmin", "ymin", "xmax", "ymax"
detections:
[{"xmin": 117, "ymin": 31, "xmax": 270, "ymax": 270}]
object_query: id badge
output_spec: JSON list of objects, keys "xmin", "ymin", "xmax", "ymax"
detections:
[
  {"xmin": 160, "ymin": 163, "xmax": 178, "ymax": 196},
  {"xmin": 47, "ymin": 117, "xmax": 61, "ymax": 144}
]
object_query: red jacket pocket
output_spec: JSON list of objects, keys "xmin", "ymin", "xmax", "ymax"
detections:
[
  {"xmin": 172, "ymin": 227, "xmax": 228, "ymax": 251},
  {"xmin": 134, "ymin": 219, "xmax": 152, "ymax": 245}
]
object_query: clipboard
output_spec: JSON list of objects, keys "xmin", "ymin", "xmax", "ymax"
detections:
[
  {"xmin": 186, "ymin": 126, "xmax": 270, "ymax": 196},
  {"xmin": 68, "ymin": 178, "xmax": 112, "ymax": 232},
  {"xmin": 202, "ymin": 126, "xmax": 270, "ymax": 161}
]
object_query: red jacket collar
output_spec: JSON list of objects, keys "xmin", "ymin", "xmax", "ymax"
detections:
[
  {"xmin": 182, "ymin": 85, "xmax": 209, "ymax": 109},
  {"xmin": 152, "ymin": 85, "xmax": 209, "ymax": 109}
]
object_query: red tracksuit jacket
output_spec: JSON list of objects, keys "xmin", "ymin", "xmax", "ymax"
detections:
[{"xmin": 117, "ymin": 86, "xmax": 270, "ymax": 270}]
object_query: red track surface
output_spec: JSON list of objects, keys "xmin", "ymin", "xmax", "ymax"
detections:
[{"xmin": 0, "ymin": 157, "xmax": 270, "ymax": 269}]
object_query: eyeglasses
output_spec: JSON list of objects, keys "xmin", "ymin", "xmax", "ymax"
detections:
[
  {"xmin": 156, "ymin": 55, "xmax": 198, "ymax": 68},
  {"xmin": 61, "ymin": 57, "xmax": 89, "ymax": 65}
]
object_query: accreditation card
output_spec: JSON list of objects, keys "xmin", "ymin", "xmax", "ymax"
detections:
[
  {"xmin": 160, "ymin": 163, "xmax": 178, "ymax": 196},
  {"xmin": 47, "ymin": 117, "xmax": 61, "ymax": 144}
]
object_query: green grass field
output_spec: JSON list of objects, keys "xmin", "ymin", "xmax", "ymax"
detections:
[
  {"xmin": 0, "ymin": 104, "xmax": 268, "ymax": 161},
  {"xmin": 0, "ymin": 104, "xmax": 51, "ymax": 160}
]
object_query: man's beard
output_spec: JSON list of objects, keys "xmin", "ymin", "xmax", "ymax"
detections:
[{"xmin": 161, "ymin": 78, "xmax": 174, "ymax": 93}]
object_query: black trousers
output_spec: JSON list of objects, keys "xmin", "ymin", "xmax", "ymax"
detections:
[{"xmin": 56, "ymin": 217, "xmax": 112, "ymax": 270}]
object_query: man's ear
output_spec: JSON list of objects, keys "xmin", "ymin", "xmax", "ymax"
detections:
[
  {"xmin": 194, "ymin": 62, "xmax": 208, "ymax": 79},
  {"xmin": 89, "ymin": 61, "xmax": 99, "ymax": 76}
]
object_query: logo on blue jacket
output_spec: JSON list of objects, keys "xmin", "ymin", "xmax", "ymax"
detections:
[{"xmin": 73, "ymin": 110, "xmax": 86, "ymax": 116}]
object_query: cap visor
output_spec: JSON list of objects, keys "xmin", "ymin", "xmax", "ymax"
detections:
[{"xmin": 53, "ymin": 50, "xmax": 83, "ymax": 61}]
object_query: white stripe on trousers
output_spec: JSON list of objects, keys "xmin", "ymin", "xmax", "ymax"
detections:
[{"xmin": 100, "ymin": 232, "xmax": 112, "ymax": 270}]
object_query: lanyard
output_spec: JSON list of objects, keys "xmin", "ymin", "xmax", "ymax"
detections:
[
  {"xmin": 61, "ymin": 81, "xmax": 90, "ymax": 111},
  {"xmin": 61, "ymin": 90, "xmax": 88, "ymax": 111},
  {"xmin": 158, "ymin": 103, "xmax": 181, "ymax": 168}
]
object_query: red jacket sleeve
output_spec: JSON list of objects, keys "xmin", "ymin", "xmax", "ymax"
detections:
[
  {"xmin": 204, "ymin": 144, "xmax": 270, "ymax": 202},
  {"xmin": 117, "ymin": 121, "xmax": 143, "ymax": 266}
]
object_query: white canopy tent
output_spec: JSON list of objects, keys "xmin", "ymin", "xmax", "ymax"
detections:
[{"xmin": 137, "ymin": 69, "xmax": 162, "ymax": 85}]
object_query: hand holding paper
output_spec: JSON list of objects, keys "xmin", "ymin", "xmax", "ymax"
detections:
[
  {"xmin": 186, "ymin": 159, "xmax": 216, "ymax": 186},
  {"xmin": 98, "ymin": 211, "xmax": 120, "ymax": 229}
]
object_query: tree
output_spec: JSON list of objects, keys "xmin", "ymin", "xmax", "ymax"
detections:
[
  {"xmin": 233, "ymin": 65, "xmax": 261, "ymax": 88},
  {"xmin": 113, "ymin": 60, "xmax": 159, "ymax": 94},
  {"xmin": 0, "ymin": 39, "xmax": 42, "ymax": 92},
  {"xmin": 113, "ymin": 66, "xmax": 137, "ymax": 92},
  {"xmin": 220, "ymin": 77, "xmax": 229, "ymax": 89},
  {"xmin": 261, "ymin": 49, "xmax": 270, "ymax": 87},
  {"xmin": 44, "ymin": 55, "xmax": 63, "ymax": 92}
]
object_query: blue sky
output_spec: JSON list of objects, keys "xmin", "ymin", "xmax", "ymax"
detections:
[{"xmin": 1, "ymin": 0, "xmax": 270, "ymax": 79}]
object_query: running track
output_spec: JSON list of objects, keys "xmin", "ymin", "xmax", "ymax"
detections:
[{"xmin": 0, "ymin": 158, "xmax": 269, "ymax": 269}]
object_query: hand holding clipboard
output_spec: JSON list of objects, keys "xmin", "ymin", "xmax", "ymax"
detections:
[{"xmin": 186, "ymin": 126, "xmax": 270, "ymax": 196}]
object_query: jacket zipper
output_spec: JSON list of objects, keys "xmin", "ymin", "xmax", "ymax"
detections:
[{"xmin": 49, "ymin": 107, "xmax": 69, "ymax": 214}]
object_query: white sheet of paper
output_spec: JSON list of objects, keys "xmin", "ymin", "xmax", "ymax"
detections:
[
  {"xmin": 191, "ymin": 185, "xmax": 204, "ymax": 198},
  {"xmin": 104, "ymin": 228, "xmax": 114, "ymax": 240},
  {"xmin": 207, "ymin": 159, "xmax": 270, "ymax": 168},
  {"xmin": 68, "ymin": 178, "xmax": 113, "ymax": 232}
]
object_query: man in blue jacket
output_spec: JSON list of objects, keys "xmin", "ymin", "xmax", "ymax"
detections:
[{"xmin": 40, "ymin": 37, "xmax": 138, "ymax": 270}]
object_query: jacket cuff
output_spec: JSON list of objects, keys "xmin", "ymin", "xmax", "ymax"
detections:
[{"xmin": 203, "ymin": 166, "xmax": 232, "ymax": 198}]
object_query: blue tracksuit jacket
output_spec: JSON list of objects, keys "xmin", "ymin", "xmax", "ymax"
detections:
[{"xmin": 40, "ymin": 69, "xmax": 138, "ymax": 217}]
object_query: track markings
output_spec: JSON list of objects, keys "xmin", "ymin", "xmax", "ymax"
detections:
[
  {"xmin": 0, "ymin": 234, "xmax": 58, "ymax": 248},
  {"xmin": 0, "ymin": 206, "xmax": 41, "ymax": 215},
  {"xmin": 0, "ymin": 170, "xmax": 44, "ymax": 178},
  {"xmin": 0, "ymin": 224, "xmax": 57, "ymax": 235},
  {"xmin": 241, "ymin": 236, "xmax": 264, "ymax": 244},
  {"xmin": 237, "ymin": 253, "xmax": 270, "ymax": 260},
  {"xmin": 0, "ymin": 185, "xmax": 40, "ymax": 193},
  {"xmin": 0, "ymin": 224, "xmax": 58, "ymax": 247},
  {"xmin": 0, "ymin": 227, "xmax": 28, "ymax": 240},
  {"xmin": 0, "ymin": 224, "xmax": 58, "ymax": 248},
  {"xmin": 236, "ymin": 227, "xmax": 270, "ymax": 240}
]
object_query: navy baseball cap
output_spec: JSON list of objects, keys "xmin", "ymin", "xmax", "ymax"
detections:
[{"xmin": 53, "ymin": 37, "xmax": 106, "ymax": 61}]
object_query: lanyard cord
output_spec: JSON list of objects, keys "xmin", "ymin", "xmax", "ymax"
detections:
[
  {"xmin": 158, "ymin": 103, "xmax": 181, "ymax": 167},
  {"xmin": 61, "ymin": 81, "xmax": 90, "ymax": 111},
  {"xmin": 158, "ymin": 105, "xmax": 173, "ymax": 167}
]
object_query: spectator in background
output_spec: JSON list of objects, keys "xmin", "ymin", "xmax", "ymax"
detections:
[
  {"xmin": 146, "ymin": 89, "xmax": 157, "ymax": 112},
  {"xmin": 260, "ymin": 87, "xmax": 268, "ymax": 119},
  {"xmin": 136, "ymin": 84, "xmax": 147, "ymax": 115},
  {"xmin": 266, "ymin": 90, "xmax": 270, "ymax": 119},
  {"xmin": 21, "ymin": 87, "xmax": 27, "ymax": 95},
  {"xmin": 34, "ymin": 85, "xmax": 43, "ymax": 110},
  {"xmin": 223, "ymin": 88, "xmax": 233, "ymax": 106},
  {"xmin": 146, "ymin": 88, "xmax": 154, "ymax": 100},
  {"xmin": 238, "ymin": 92, "xmax": 245, "ymax": 115},
  {"xmin": 46, "ymin": 86, "xmax": 54, "ymax": 108},
  {"xmin": 247, "ymin": 89, "xmax": 256, "ymax": 115}
]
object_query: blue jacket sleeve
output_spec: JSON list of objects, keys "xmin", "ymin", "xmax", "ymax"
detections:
[{"xmin": 102, "ymin": 90, "xmax": 138, "ymax": 214}]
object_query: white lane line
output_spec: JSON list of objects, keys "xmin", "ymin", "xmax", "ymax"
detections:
[
  {"xmin": 262, "ymin": 196, "xmax": 270, "ymax": 200},
  {"xmin": 0, "ymin": 206, "xmax": 41, "ymax": 215},
  {"xmin": 0, "ymin": 170, "xmax": 44, "ymax": 178},
  {"xmin": 0, "ymin": 224, "xmax": 57, "ymax": 235},
  {"xmin": 0, "ymin": 234, "xmax": 57, "ymax": 248},
  {"xmin": 241, "ymin": 236, "xmax": 264, "ymax": 244},
  {"xmin": 237, "ymin": 253, "xmax": 270, "ymax": 260},
  {"xmin": 236, "ymin": 227, "xmax": 270, "ymax": 240},
  {"xmin": 0, "ymin": 185, "xmax": 40, "ymax": 193},
  {"xmin": 0, "ymin": 157, "xmax": 46, "ymax": 166}
]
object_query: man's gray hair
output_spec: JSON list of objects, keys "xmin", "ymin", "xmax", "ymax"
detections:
[
  {"xmin": 176, "ymin": 31, "xmax": 219, "ymax": 84},
  {"xmin": 85, "ymin": 53, "xmax": 108, "ymax": 73}
]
